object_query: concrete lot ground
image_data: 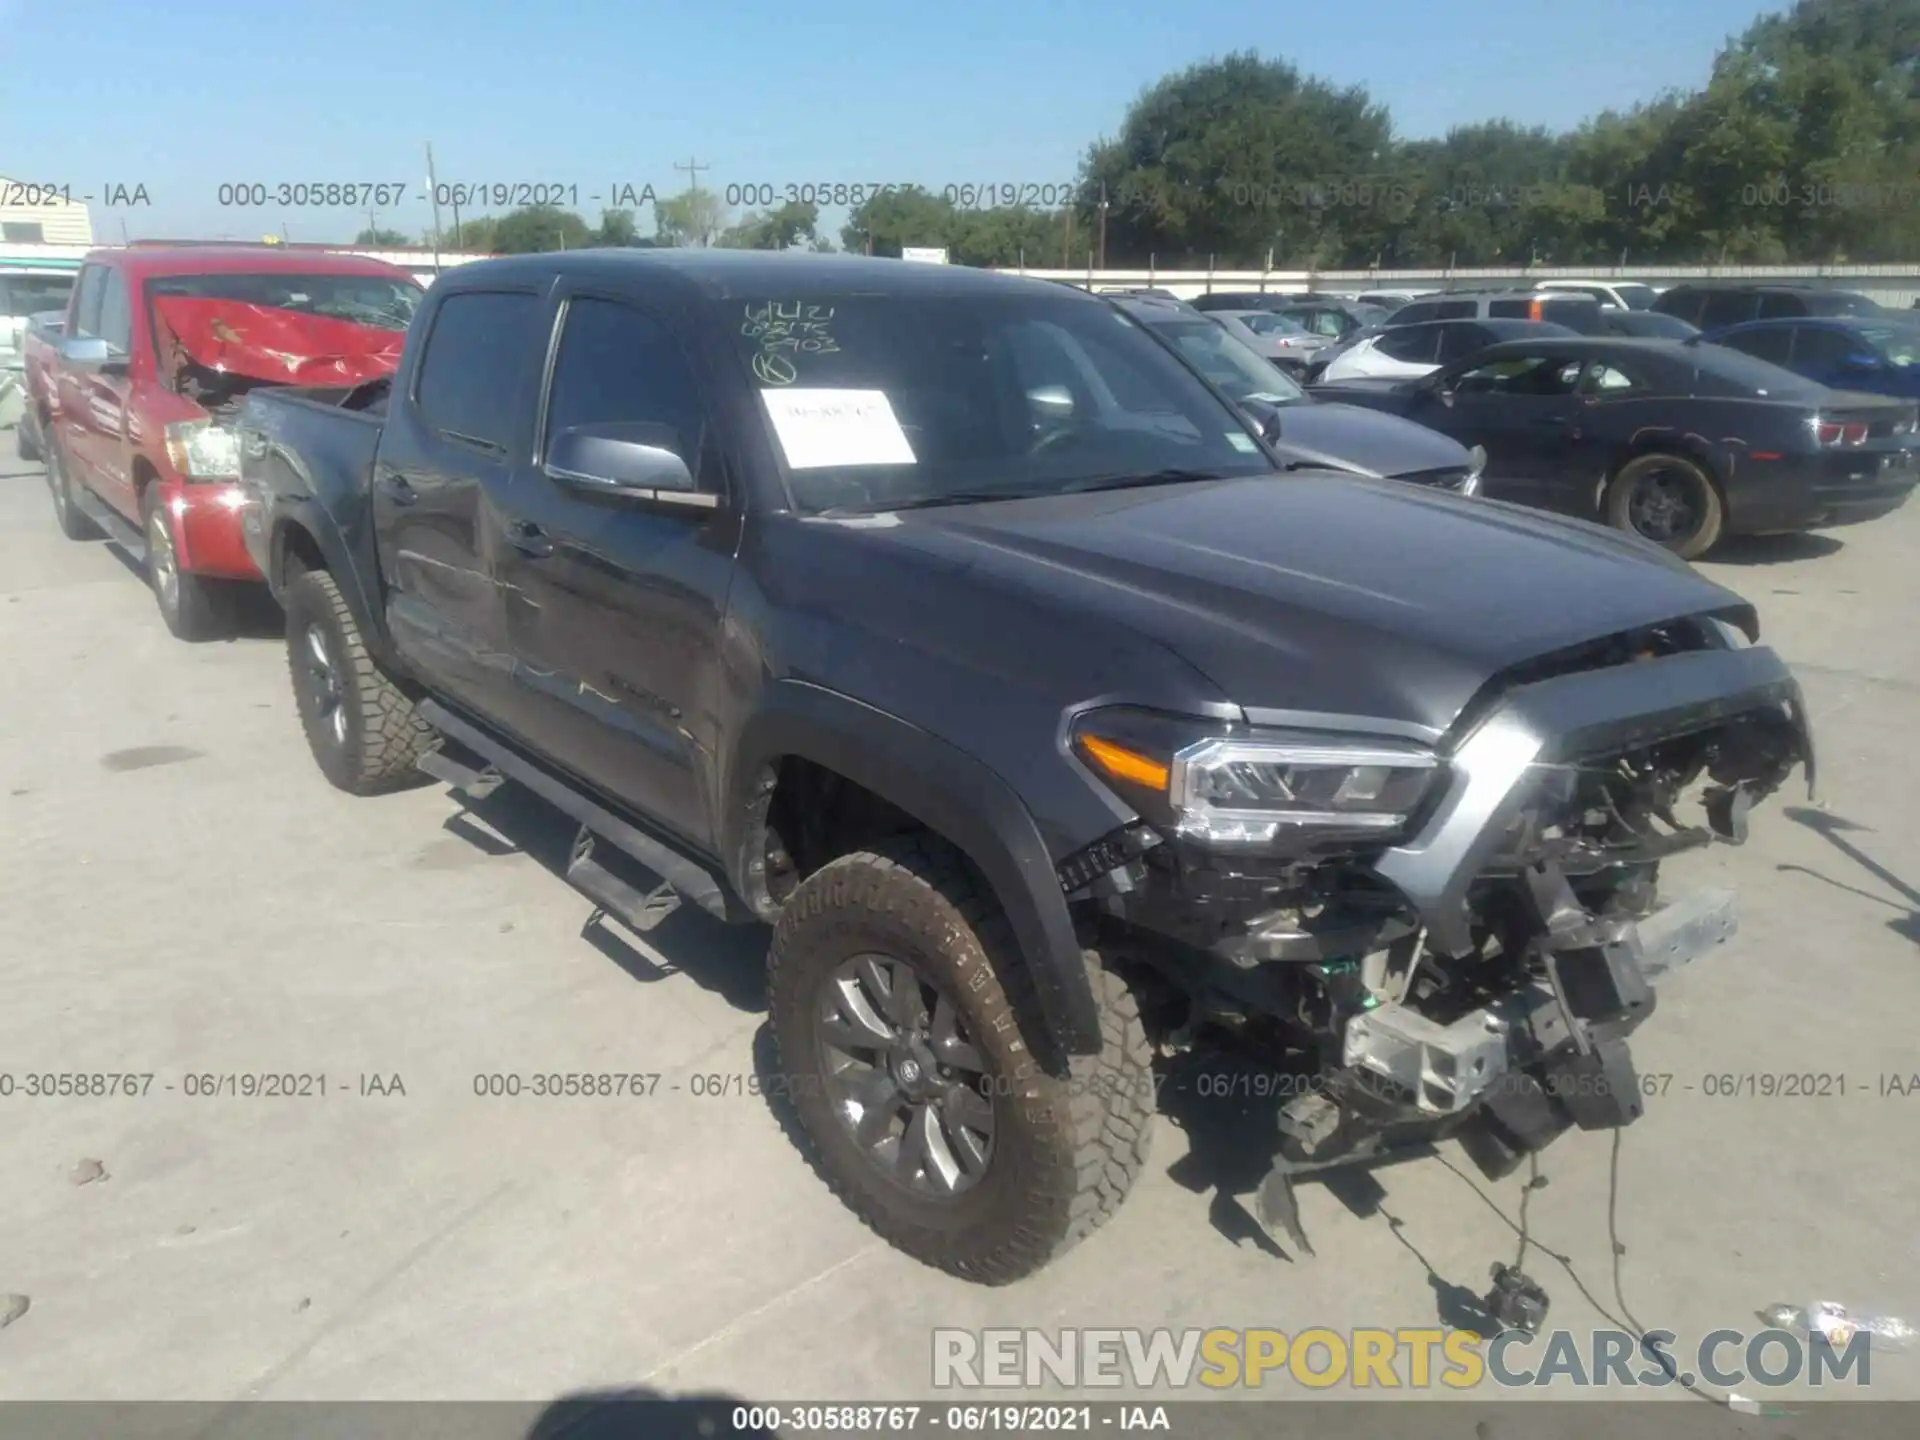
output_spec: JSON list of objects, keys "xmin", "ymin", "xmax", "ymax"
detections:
[{"xmin": 2, "ymin": 444, "xmax": 1917, "ymax": 1411}]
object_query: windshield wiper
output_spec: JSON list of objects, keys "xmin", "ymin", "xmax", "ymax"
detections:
[
  {"xmin": 814, "ymin": 488, "xmax": 1053, "ymax": 517},
  {"xmin": 1056, "ymin": 467, "xmax": 1235, "ymax": 495}
]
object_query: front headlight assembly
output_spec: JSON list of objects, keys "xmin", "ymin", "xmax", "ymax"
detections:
[{"xmin": 1071, "ymin": 708, "xmax": 1442, "ymax": 849}]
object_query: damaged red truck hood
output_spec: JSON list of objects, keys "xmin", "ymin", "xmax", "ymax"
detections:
[{"xmin": 153, "ymin": 296, "xmax": 405, "ymax": 387}]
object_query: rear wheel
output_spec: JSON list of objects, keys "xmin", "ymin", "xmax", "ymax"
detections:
[
  {"xmin": 1605, "ymin": 453, "xmax": 1724, "ymax": 560},
  {"xmin": 768, "ymin": 837, "xmax": 1154, "ymax": 1284},
  {"xmin": 284, "ymin": 568, "xmax": 438, "ymax": 795},
  {"xmin": 45, "ymin": 440, "xmax": 101, "ymax": 541},
  {"xmin": 142, "ymin": 490, "xmax": 235, "ymax": 641}
]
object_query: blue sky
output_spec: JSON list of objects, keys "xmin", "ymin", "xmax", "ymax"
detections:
[{"xmin": 4, "ymin": 0, "xmax": 1779, "ymax": 247}]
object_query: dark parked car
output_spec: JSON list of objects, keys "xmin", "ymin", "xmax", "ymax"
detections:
[
  {"xmin": 1111, "ymin": 294, "xmax": 1486, "ymax": 491},
  {"xmin": 1191, "ymin": 292, "xmax": 1383, "ymax": 340},
  {"xmin": 1653, "ymin": 283, "xmax": 1886, "ymax": 329},
  {"xmin": 236, "ymin": 251, "xmax": 1809, "ymax": 1282},
  {"xmin": 1312, "ymin": 335, "xmax": 1919, "ymax": 558},
  {"xmin": 1701, "ymin": 317, "xmax": 1920, "ymax": 400},
  {"xmin": 1307, "ymin": 318, "xmax": 1577, "ymax": 384},
  {"xmin": 1601, "ymin": 309, "xmax": 1698, "ymax": 340},
  {"xmin": 1388, "ymin": 289, "xmax": 1607, "ymax": 335}
]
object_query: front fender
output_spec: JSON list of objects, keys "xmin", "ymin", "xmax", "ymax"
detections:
[
  {"xmin": 269, "ymin": 502, "xmax": 394, "ymax": 667},
  {"xmin": 722, "ymin": 680, "xmax": 1103, "ymax": 1063}
]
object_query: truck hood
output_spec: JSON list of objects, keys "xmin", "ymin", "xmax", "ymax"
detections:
[
  {"xmin": 884, "ymin": 474, "xmax": 1750, "ymax": 737},
  {"xmin": 1270, "ymin": 402, "xmax": 1470, "ymax": 478},
  {"xmin": 152, "ymin": 297, "xmax": 405, "ymax": 387}
]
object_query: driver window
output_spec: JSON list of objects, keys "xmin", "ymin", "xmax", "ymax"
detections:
[
  {"xmin": 1453, "ymin": 355, "xmax": 1553, "ymax": 394},
  {"xmin": 1579, "ymin": 362, "xmax": 1642, "ymax": 396}
]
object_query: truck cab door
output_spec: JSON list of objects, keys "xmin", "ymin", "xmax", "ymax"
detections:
[
  {"xmin": 491, "ymin": 289, "xmax": 742, "ymax": 855},
  {"xmin": 373, "ymin": 286, "xmax": 546, "ymax": 717}
]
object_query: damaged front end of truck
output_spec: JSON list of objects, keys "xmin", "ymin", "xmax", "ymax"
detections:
[{"xmin": 1060, "ymin": 613, "xmax": 1813, "ymax": 1251}]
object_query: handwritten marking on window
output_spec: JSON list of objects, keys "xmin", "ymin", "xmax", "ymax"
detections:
[{"xmin": 743, "ymin": 301, "xmax": 839, "ymax": 386}]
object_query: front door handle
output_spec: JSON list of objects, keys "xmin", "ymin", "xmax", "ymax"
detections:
[
  {"xmin": 378, "ymin": 474, "xmax": 418, "ymax": 507},
  {"xmin": 506, "ymin": 521, "xmax": 554, "ymax": 558}
]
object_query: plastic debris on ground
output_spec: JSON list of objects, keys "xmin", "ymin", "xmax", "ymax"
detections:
[{"xmin": 1760, "ymin": 1301, "xmax": 1915, "ymax": 1352}]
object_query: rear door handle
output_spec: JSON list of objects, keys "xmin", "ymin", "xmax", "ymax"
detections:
[{"xmin": 506, "ymin": 521, "xmax": 554, "ymax": 558}]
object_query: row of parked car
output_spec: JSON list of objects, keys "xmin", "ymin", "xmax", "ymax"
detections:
[
  {"xmin": 1100, "ymin": 279, "xmax": 1920, "ymax": 559},
  {"xmin": 12, "ymin": 239, "xmax": 1821, "ymax": 1287}
]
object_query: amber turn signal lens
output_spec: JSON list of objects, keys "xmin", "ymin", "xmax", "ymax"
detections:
[{"xmin": 1077, "ymin": 734, "xmax": 1171, "ymax": 791}]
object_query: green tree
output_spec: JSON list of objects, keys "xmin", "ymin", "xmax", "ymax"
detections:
[
  {"xmin": 490, "ymin": 204, "xmax": 594, "ymax": 253},
  {"xmin": 594, "ymin": 208, "xmax": 647, "ymax": 247},
  {"xmin": 717, "ymin": 200, "xmax": 821, "ymax": 249},
  {"xmin": 441, "ymin": 214, "xmax": 500, "ymax": 252},
  {"xmin": 842, "ymin": 185, "xmax": 956, "ymax": 255},
  {"xmin": 354, "ymin": 226, "xmax": 412, "ymax": 246},
  {"xmin": 1080, "ymin": 51, "xmax": 1396, "ymax": 267},
  {"xmin": 655, "ymin": 188, "xmax": 730, "ymax": 246}
]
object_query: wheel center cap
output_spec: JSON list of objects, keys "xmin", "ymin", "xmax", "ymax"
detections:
[{"xmin": 897, "ymin": 1057, "xmax": 922, "ymax": 1084}]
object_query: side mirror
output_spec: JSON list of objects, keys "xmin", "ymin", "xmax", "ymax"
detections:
[
  {"xmin": 545, "ymin": 422, "xmax": 712, "ymax": 508},
  {"xmin": 60, "ymin": 335, "xmax": 128, "ymax": 375},
  {"xmin": 1240, "ymin": 398, "xmax": 1285, "ymax": 445}
]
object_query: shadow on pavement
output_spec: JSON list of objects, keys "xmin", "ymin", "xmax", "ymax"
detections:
[
  {"xmin": 527, "ymin": 1387, "xmax": 775, "ymax": 1439},
  {"xmin": 445, "ymin": 780, "xmax": 771, "ymax": 1013},
  {"xmin": 1784, "ymin": 804, "xmax": 1920, "ymax": 945},
  {"xmin": 1704, "ymin": 531, "xmax": 1845, "ymax": 566}
]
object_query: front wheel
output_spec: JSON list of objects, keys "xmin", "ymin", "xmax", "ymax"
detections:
[
  {"xmin": 768, "ymin": 838, "xmax": 1154, "ymax": 1284},
  {"xmin": 142, "ymin": 491, "xmax": 234, "ymax": 641},
  {"xmin": 283, "ymin": 568, "xmax": 438, "ymax": 795},
  {"xmin": 1605, "ymin": 453, "xmax": 1725, "ymax": 560}
]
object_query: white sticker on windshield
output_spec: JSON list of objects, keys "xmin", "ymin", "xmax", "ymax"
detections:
[
  {"xmin": 760, "ymin": 388, "xmax": 917, "ymax": 470},
  {"xmin": 1226, "ymin": 432, "xmax": 1258, "ymax": 452}
]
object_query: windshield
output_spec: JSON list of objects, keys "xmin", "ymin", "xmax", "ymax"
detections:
[
  {"xmin": 1145, "ymin": 318, "xmax": 1308, "ymax": 406},
  {"xmin": 1801, "ymin": 290, "xmax": 1883, "ymax": 318},
  {"xmin": 146, "ymin": 271, "xmax": 423, "ymax": 330},
  {"xmin": 1615, "ymin": 284, "xmax": 1659, "ymax": 310},
  {"xmin": 1238, "ymin": 312, "xmax": 1309, "ymax": 337},
  {"xmin": 1861, "ymin": 324, "xmax": 1920, "ymax": 366},
  {"xmin": 731, "ymin": 294, "xmax": 1277, "ymax": 514}
]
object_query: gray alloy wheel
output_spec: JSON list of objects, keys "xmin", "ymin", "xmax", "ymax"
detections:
[
  {"xmin": 817, "ymin": 952, "xmax": 997, "ymax": 1197},
  {"xmin": 146, "ymin": 502, "xmax": 182, "ymax": 620}
]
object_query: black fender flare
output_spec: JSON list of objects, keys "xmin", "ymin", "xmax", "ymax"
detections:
[
  {"xmin": 722, "ymin": 681, "xmax": 1102, "ymax": 1063},
  {"xmin": 268, "ymin": 502, "xmax": 396, "ymax": 668}
]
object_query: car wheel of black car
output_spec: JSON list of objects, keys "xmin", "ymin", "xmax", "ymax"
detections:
[
  {"xmin": 45, "ymin": 440, "xmax": 102, "ymax": 541},
  {"xmin": 1604, "ymin": 453, "xmax": 1725, "ymax": 561},
  {"xmin": 142, "ymin": 490, "xmax": 234, "ymax": 641},
  {"xmin": 768, "ymin": 838, "xmax": 1154, "ymax": 1284},
  {"xmin": 284, "ymin": 568, "xmax": 439, "ymax": 795}
]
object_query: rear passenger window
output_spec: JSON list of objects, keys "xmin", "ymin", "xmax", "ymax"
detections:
[
  {"xmin": 1431, "ymin": 301, "xmax": 1478, "ymax": 320},
  {"xmin": 1699, "ymin": 291, "xmax": 1758, "ymax": 328},
  {"xmin": 1487, "ymin": 300, "xmax": 1530, "ymax": 319},
  {"xmin": 1657, "ymin": 290, "xmax": 1706, "ymax": 325},
  {"xmin": 1392, "ymin": 302, "xmax": 1436, "ymax": 324},
  {"xmin": 1716, "ymin": 328, "xmax": 1792, "ymax": 365},
  {"xmin": 413, "ymin": 291, "xmax": 543, "ymax": 453},
  {"xmin": 1756, "ymin": 293, "xmax": 1805, "ymax": 320},
  {"xmin": 542, "ymin": 296, "xmax": 711, "ymax": 477},
  {"xmin": 1375, "ymin": 327, "xmax": 1438, "ymax": 363}
]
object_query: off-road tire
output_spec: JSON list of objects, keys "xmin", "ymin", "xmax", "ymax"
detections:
[
  {"xmin": 768, "ymin": 837, "xmax": 1154, "ymax": 1284},
  {"xmin": 142, "ymin": 489, "xmax": 234, "ymax": 641},
  {"xmin": 284, "ymin": 568, "xmax": 439, "ymax": 795},
  {"xmin": 1604, "ymin": 452, "xmax": 1725, "ymax": 561},
  {"xmin": 45, "ymin": 440, "xmax": 101, "ymax": 541}
]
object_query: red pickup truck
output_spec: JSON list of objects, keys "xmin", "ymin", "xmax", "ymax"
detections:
[{"xmin": 42, "ymin": 244, "xmax": 423, "ymax": 639}]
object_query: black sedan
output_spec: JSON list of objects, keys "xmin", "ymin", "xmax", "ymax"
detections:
[
  {"xmin": 1310, "ymin": 335, "xmax": 1920, "ymax": 558},
  {"xmin": 1113, "ymin": 295, "xmax": 1486, "ymax": 492}
]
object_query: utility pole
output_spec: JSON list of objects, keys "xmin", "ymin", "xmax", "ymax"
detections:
[
  {"xmin": 673, "ymin": 157, "xmax": 711, "ymax": 245},
  {"xmin": 425, "ymin": 141, "xmax": 444, "ymax": 270}
]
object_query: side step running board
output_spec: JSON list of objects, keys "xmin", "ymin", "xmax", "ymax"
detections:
[
  {"xmin": 567, "ymin": 828, "xmax": 683, "ymax": 933},
  {"xmin": 415, "ymin": 748, "xmax": 505, "ymax": 799},
  {"xmin": 416, "ymin": 698, "xmax": 734, "ymax": 923},
  {"xmin": 71, "ymin": 486, "xmax": 147, "ymax": 559}
]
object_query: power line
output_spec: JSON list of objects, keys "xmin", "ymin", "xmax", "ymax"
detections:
[{"xmin": 673, "ymin": 156, "xmax": 710, "ymax": 193}]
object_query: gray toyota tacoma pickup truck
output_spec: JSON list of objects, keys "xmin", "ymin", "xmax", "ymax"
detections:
[{"xmin": 234, "ymin": 251, "xmax": 1812, "ymax": 1284}]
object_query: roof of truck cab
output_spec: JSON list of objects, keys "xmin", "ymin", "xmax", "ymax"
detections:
[
  {"xmin": 442, "ymin": 248, "xmax": 1092, "ymax": 302},
  {"xmin": 84, "ymin": 245, "xmax": 421, "ymax": 282}
]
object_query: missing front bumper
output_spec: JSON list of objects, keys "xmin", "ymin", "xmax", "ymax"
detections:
[{"xmin": 1341, "ymin": 885, "xmax": 1737, "ymax": 1117}]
